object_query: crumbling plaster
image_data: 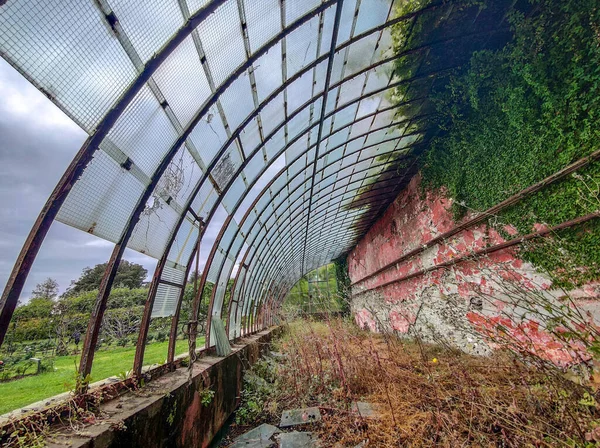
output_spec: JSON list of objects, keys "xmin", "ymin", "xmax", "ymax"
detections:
[{"xmin": 349, "ymin": 175, "xmax": 600, "ymax": 363}]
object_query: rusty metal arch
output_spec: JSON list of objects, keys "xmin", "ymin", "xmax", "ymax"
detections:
[{"xmin": 0, "ymin": 0, "xmax": 510, "ymax": 386}]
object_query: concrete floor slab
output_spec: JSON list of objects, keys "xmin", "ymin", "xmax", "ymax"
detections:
[
  {"xmin": 229, "ymin": 423, "xmax": 280, "ymax": 447},
  {"xmin": 280, "ymin": 407, "xmax": 321, "ymax": 427},
  {"xmin": 277, "ymin": 431, "xmax": 319, "ymax": 447}
]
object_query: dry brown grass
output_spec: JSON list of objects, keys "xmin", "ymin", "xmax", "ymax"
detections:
[{"xmin": 256, "ymin": 317, "xmax": 600, "ymax": 447}]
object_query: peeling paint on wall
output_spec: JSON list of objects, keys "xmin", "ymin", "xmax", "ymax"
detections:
[{"xmin": 349, "ymin": 175, "xmax": 600, "ymax": 362}]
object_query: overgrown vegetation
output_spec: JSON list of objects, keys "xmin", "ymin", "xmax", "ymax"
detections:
[
  {"xmin": 231, "ymin": 318, "xmax": 600, "ymax": 447},
  {"xmin": 283, "ymin": 263, "xmax": 342, "ymax": 315},
  {"xmin": 391, "ymin": 0, "xmax": 600, "ymax": 288},
  {"xmin": 0, "ymin": 260, "xmax": 219, "ymax": 415}
]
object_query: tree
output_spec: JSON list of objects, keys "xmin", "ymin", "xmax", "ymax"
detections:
[
  {"xmin": 14, "ymin": 298, "xmax": 55, "ymax": 319},
  {"xmin": 64, "ymin": 260, "xmax": 147, "ymax": 297},
  {"xmin": 31, "ymin": 278, "xmax": 59, "ymax": 300}
]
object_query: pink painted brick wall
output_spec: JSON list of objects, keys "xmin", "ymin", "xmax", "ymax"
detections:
[{"xmin": 348, "ymin": 174, "xmax": 600, "ymax": 364}]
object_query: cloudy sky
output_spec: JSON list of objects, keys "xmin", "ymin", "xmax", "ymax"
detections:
[{"xmin": 0, "ymin": 58, "xmax": 163, "ymax": 299}]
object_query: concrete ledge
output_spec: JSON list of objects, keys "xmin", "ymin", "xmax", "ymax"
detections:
[{"xmin": 34, "ymin": 327, "xmax": 282, "ymax": 448}]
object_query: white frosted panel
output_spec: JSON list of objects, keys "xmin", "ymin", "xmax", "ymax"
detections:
[
  {"xmin": 231, "ymin": 234, "xmax": 244, "ymax": 257},
  {"xmin": 239, "ymin": 118, "xmax": 263, "ymax": 155},
  {"xmin": 364, "ymin": 61, "xmax": 393, "ymax": 94},
  {"xmin": 154, "ymin": 36, "xmax": 212, "ymax": 127},
  {"xmin": 264, "ymin": 128, "xmax": 286, "ymax": 161},
  {"xmin": 325, "ymin": 87, "xmax": 339, "ymax": 114},
  {"xmin": 222, "ymin": 177, "xmax": 246, "ymax": 213},
  {"xmin": 57, "ymin": 150, "xmax": 145, "ymax": 243},
  {"xmin": 220, "ymin": 73, "xmax": 255, "ymax": 131},
  {"xmin": 152, "ymin": 283, "xmax": 181, "ymax": 318},
  {"xmin": 168, "ymin": 215, "xmax": 200, "ymax": 266},
  {"xmin": 260, "ymin": 93, "xmax": 286, "ymax": 137},
  {"xmin": 287, "ymin": 107, "xmax": 311, "ymax": 141},
  {"xmin": 189, "ymin": 107, "xmax": 228, "ymax": 166},
  {"xmin": 129, "ymin": 196, "xmax": 180, "ymax": 259},
  {"xmin": 355, "ymin": 0, "xmax": 391, "ymax": 35},
  {"xmin": 286, "ymin": 70, "xmax": 313, "ymax": 113},
  {"xmin": 286, "ymin": 134, "xmax": 309, "ymax": 165},
  {"xmin": 107, "ymin": 85, "xmax": 179, "ymax": 177},
  {"xmin": 253, "ymin": 43, "xmax": 283, "ymax": 103},
  {"xmin": 186, "ymin": 0, "xmax": 211, "ymax": 14},
  {"xmin": 285, "ymin": 16, "xmax": 319, "ymax": 78},
  {"xmin": 192, "ymin": 181, "xmax": 218, "ymax": 220},
  {"xmin": 197, "ymin": 0, "xmax": 245, "ymax": 87},
  {"xmin": 330, "ymin": 51, "xmax": 346, "ymax": 86},
  {"xmin": 245, "ymin": 0, "xmax": 281, "ymax": 53},
  {"xmin": 350, "ymin": 113, "xmax": 376, "ymax": 139},
  {"xmin": 212, "ymin": 143, "xmax": 243, "ymax": 190},
  {"xmin": 110, "ymin": 0, "xmax": 183, "ymax": 62},
  {"xmin": 288, "ymin": 157, "xmax": 306, "ymax": 178},
  {"xmin": 162, "ymin": 264, "xmax": 187, "ymax": 285},
  {"xmin": 285, "ymin": 0, "xmax": 321, "ymax": 25},
  {"xmin": 336, "ymin": 0, "xmax": 358, "ymax": 44},
  {"xmin": 319, "ymin": 7, "xmax": 336, "ymax": 57},
  {"xmin": 162, "ymin": 146, "xmax": 203, "ymax": 207},
  {"xmin": 338, "ymin": 74, "xmax": 367, "ymax": 108},
  {"xmin": 207, "ymin": 249, "xmax": 225, "ymax": 283},
  {"xmin": 372, "ymin": 109, "xmax": 399, "ymax": 130},
  {"xmin": 244, "ymin": 152, "xmax": 266, "ymax": 185},
  {"xmin": 0, "ymin": 0, "xmax": 137, "ymax": 132},
  {"xmin": 356, "ymin": 90, "xmax": 383, "ymax": 116},
  {"xmin": 346, "ymin": 34, "xmax": 379, "ymax": 76}
]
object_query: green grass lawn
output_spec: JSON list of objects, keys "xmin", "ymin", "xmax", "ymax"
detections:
[{"xmin": 0, "ymin": 338, "xmax": 199, "ymax": 415}]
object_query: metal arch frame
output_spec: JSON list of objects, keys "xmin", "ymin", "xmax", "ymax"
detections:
[
  {"xmin": 220, "ymin": 148, "xmax": 423, "ymax": 335},
  {"xmin": 191, "ymin": 22, "xmax": 512, "ymax": 335},
  {"xmin": 195, "ymin": 0, "xmax": 345, "ymax": 349},
  {"xmin": 198, "ymin": 105, "xmax": 426, "ymax": 332},
  {"xmin": 78, "ymin": 0, "xmax": 342, "ymax": 379},
  {"xmin": 0, "ymin": 0, "xmax": 468, "ymax": 379},
  {"xmin": 230, "ymin": 152, "xmax": 423, "ymax": 329},
  {"xmin": 252, "ymin": 152, "xmax": 423, "ymax": 319},
  {"xmin": 220, "ymin": 143, "xmax": 422, "ymax": 300},
  {"xmin": 242, "ymin": 185, "xmax": 410, "ymax": 313},
  {"xmin": 129, "ymin": 5, "xmax": 458, "ymax": 367},
  {"xmin": 145, "ymin": 70, "xmax": 429, "ymax": 361},
  {"xmin": 142, "ymin": 66, "xmax": 438, "ymax": 360},
  {"xmin": 189, "ymin": 119, "xmax": 427, "ymax": 342},
  {"xmin": 0, "ymin": 0, "xmax": 230, "ymax": 347},
  {"xmin": 225, "ymin": 164, "xmax": 408, "ymax": 326},
  {"xmin": 210, "ymin": 129, "xmax": 422, "ymax": 337},
  {"xmin": 173, "ymin": 64, "xmax": 448, "ymax": 346},
  {"xmin": 0, "ymin": 0, "xmax": 337, "ymax": 360}
]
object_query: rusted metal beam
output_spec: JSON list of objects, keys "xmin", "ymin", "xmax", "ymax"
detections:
[
  {"xmin": 78, "ymin": 1, "xmax": 338, "ymax": 380},
  {"xmin": 133, "ymin": 218, "xmax": 203, "ymax": 377},
  {"xmin": 353, "ymin": 211, "xmax": 600, "ymax": 295},
  {"xmin": 351, "ymin": 148, "xmax": 600, "ymax": 287},
  {"xmin": 0, "ymin": 0, "xmax": 228, "ymax": 348},
  {"xmin": 201, "ymin": 131, "xmax": 425, "ymax": 326}
]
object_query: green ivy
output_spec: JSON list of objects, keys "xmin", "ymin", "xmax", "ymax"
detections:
[{"xmin": 392, "ymin": 0, "xmax": 600, "ymax": 288}]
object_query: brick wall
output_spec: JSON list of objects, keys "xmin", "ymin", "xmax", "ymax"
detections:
[{"xmin": 348, "ymin": 174, "xmax": 600, "ymax": 364}]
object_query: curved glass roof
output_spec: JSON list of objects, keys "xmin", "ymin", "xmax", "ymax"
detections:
[{"xmin": 0, "ymin": 0, "xmax": 508, "ymax": 364}]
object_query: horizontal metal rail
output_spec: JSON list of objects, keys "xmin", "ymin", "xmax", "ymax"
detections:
[
  {"xmin": 353, "ymin": 211, "xmax": 600, "ymax": 295},
  {"xmin": 351, "ymin": 148, "xmax": 600, "ymax": 286}
]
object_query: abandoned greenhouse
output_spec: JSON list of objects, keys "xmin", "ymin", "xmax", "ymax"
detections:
[{"xmin": 0, "ymin": 0, "xmax": 599, "ymax": 446}]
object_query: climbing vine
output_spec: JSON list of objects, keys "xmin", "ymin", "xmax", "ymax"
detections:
[{"xmin": 392, "ymin": 0, "xmax": 600, "ymax": 288}]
